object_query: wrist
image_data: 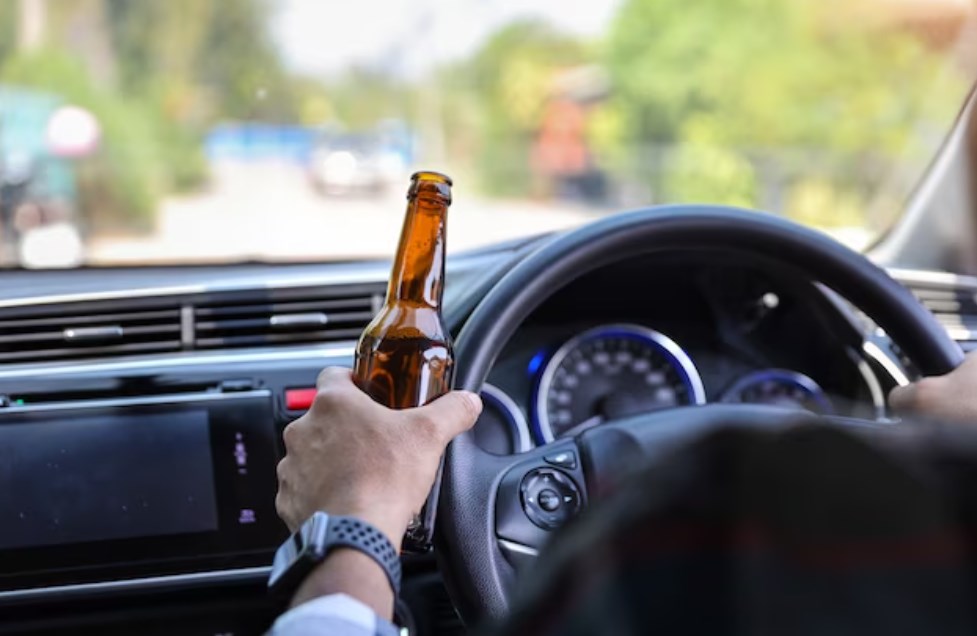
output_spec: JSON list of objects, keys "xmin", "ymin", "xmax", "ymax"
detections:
[
  {"xmin": 273, "ymin": 512, "xmax": 403, "ymax": 620},
  {"xmin": 291, "ymin": 548, "xmax": 395, "ymax": 619}
]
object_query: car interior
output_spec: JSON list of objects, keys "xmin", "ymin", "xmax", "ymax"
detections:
[{"xmin": 3, "ymin": 1, "xmax": 977, "ymax": 634}]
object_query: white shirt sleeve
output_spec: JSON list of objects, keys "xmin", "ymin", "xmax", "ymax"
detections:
[{"xmin": 268, "ymin": 593, "xmax": 400, "ymax": 636}]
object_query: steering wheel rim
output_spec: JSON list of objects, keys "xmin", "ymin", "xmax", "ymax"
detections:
[{"xmin": 436, "ymin": 205, "xmax": 964, "ymax": 624}]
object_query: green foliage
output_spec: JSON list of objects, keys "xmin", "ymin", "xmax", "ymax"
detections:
[
  {"xmin": 106, "ymin": 0, "xmax": 299, "ymax": 123},
  {"xmin": 664, "ymin": 143, "xmax": 758, "ymax": 207},
  {"xmin": 604, "ymin": 0, "xmax": 967, "ymax": 228},
  {"xmin": 448, "ymin": 20, "xmax": 590, "ymax": 194},
  {"xmin": 325, "ymin": 69, "xmax": 411, "ymax": 131},
  {"xmin": 0, "ymin": 2, "xmax": 16, "ymax": 63}
]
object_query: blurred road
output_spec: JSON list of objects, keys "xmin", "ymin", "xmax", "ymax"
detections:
[{"xmin": 87, "ymin": 162, "xmax": 597, "ymax": 265}]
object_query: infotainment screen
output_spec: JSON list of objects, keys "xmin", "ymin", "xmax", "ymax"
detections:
[
  {"xmin": 0, "ymin": 391, "xmax": 285, "ymax": 591},
  {"xmin": 1, "ymin": 410, "xmax": 218, "ymax": 550}
]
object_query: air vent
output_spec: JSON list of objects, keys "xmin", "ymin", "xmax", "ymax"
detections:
[
  {"xmin": 904, "ymin": 277, "xmax": 977, "ymax": 352},
  {"xmin": 0, "ymin": 302, "xmax": 182, "ymax": 363},
  {"xmin": 193, "ymin": 285, "xmax": 383, "ymax": 350}
]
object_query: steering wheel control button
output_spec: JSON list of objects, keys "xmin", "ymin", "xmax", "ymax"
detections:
[
  {"xmin": 285, "ymin": 387, "xmax": 317, "ymax": 411},
  {"xmin": 537, "ymin": 489, "xmax": 560, "ymax": 512},
  {"xmin": 520, "ymin": 468, "xmax": 581, "ymax": 530},
  {"xmin": 544, "ymin": 450, "xmax": 578, "ymax": 469}
]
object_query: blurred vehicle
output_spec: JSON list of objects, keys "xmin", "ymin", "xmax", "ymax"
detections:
[
  {"xmin": 0, "ymin": 150, "xmax": 34, "ymax": 261},
  {"xmin": 308, "ymin": 133, "xmax": 405, "ymax": 196},
  {"xmin": 0, "ymin": 86, "xmax": 84, "ymax": 267}
]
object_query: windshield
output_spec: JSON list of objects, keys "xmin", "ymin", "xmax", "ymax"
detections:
[{"xmin": 0, "ymin": 0, "xmax": 975, "ymax": 268}]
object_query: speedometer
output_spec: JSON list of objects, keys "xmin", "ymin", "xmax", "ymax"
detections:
[{"xmin": 533, "ymin": 324, "xmax": 705, "ymax": 443}]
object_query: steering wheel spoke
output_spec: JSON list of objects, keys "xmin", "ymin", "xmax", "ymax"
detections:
[{"xmin": 494, "ymin": 440, "xmax": 587, "ymax": 571}]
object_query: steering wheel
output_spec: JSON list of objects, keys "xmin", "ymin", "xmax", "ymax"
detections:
[{"xmin": 436, "ymin": 205, "xmax": 964, "ymax": 625}]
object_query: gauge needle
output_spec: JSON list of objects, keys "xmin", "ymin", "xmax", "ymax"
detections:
[{"xmin": 560, "ymin": 414, "xmax": 605, "ymax": 438}]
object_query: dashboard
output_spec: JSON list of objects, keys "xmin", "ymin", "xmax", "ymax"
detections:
[
  {"xmin": 0, "ymin": 238, "xmax": 951, "ymax": 635},
  {"xmin": 473, "ymin": 254, "xmax": 884, "ymax": 456}
]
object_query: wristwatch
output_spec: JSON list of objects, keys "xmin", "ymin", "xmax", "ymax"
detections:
[{"xmin": 268, "ymin": 512, "xmax": 402, "ymax": 597}]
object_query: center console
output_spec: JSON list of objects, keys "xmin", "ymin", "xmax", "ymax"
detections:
[{"xmin": 0, "ymin": 390, "xmax": 285, "ymax": 593}]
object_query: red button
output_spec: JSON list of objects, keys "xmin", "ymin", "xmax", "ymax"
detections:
[{"xmin": 285, "ymin": 388, "xmax": 317, "ymax": 411}]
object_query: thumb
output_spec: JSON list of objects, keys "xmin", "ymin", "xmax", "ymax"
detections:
[{"xmin": 416, "ymin": 390, "xmax": 483, "ymax": 441}]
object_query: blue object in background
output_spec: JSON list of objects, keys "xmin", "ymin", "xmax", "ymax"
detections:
[{"xmin": 204, "ymin": 123, "xmax": 316, "ymax": 164}]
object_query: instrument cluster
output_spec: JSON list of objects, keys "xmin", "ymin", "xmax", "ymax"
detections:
[{"xmin": 474, "ymin": 322, "xmax": 836, "ymax": 454}]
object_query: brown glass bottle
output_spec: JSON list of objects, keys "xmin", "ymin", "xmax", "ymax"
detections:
[{"xmin": 353, "ymin": 171, "xmax": 453, "ymax": 550}]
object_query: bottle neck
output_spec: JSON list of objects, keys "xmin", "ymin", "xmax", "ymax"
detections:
[{"xmin": 387, "ymin": 194, "xmax": 448, "ymax": 309}]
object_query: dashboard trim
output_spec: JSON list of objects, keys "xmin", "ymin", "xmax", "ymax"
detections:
[
  {"xmin": 0, "ymin": 566, "xmax": 272, "ymax": 603},
  {"xmin": 497, "ymin": 539, "xmax": 540, "ymax": 558},
  {"xmin": 0, "ymin": 344, "xmax": 355, "ymax": 380},
  {"xmin": 853, "ymin": 352, "xmax": 887, "ymax": 420},
  {"xmin": 863, "ymin": 340, "xmax": 911, "ymax": 388},
  {"xmin": 0, "ymin": 271, "xmax": 391, "ymax": 310},
  {"xmin": 0, "ymin": 389, "xmax": 271, "ymax": 413},
  {"xmin": 887, "ymin": 268, "xmax": 977, "ymax": 290}
]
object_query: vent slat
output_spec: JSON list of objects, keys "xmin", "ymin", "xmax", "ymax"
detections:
[
  {"xmin": 195, "ymin": 311, "xmax": 374, "ymax": 333},
  {"xmin": 195, "ymin": 328, "xmax": 365, "ymax": 349},
  {"xmin": 0, "ymin": 341, "xmax": 181, "ymax": 363},
  {"xmin": 0, "ymin": 328, "xmax": 177, "ymax": 346},
  {"xmin": 0, "ymin": 301, "xmax": 182, "ymax": 363},
  {"xmin": 0, "ymin": 309, "xmax": 180, "ymax": 330},
  {"xmin": 192, "ymin": 285, "xmax": 382, "ymax": 351},
  {"xmin": 906, "ymin": 279, "xmax": 977, "ymax": 350},
  {"xmin": 195, "ymin": 297, "xmax": 372, "ymax": 318}
]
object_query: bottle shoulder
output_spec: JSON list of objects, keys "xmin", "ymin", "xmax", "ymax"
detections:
[{"xmin": 362, "ymin": 303, "xmax": 451, "ymax": 341}]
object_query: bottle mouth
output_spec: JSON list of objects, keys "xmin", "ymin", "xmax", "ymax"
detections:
[
  {"xmin": 408, "ymin": 171, "xmax": 453, "ymax": 205},
  {"xmin": 410, "ymin": 171, "xmax": 453, "ymax": 186}
]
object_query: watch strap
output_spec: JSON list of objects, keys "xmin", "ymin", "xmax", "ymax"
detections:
[
  {"xmin": 268, "ymin": 512, "xmax": 401, "ymax": 598},
  {"xmin": 325, "ymin": 516, "xmax": 402, "ymax": 595}
]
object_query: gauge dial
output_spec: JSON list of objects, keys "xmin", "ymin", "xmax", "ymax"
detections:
[
  {"xmin": 721, "ymin": 369, "xmax": 833, "ymax": 414},
  {"xmin": 533, "ymin": 324, "xmax": 705, "ymax": 443}
]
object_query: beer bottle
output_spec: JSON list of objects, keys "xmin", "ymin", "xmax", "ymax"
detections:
[{"xmin": 353, "ymin": 171, "xmax": 454, "ymax": 550}]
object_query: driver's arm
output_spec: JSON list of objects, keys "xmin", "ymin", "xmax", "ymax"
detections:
[
  {"xmin": 890, "ymin": 352, "xmax": 977, "ymax": 423},
  {"xmin": 269, "ymin": 368, "xmax": 482, "ymax": 634}
]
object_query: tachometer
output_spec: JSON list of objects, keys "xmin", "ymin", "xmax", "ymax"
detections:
[
  {"xmin": 533, "ymin": 324, "xmax": 705, "ymax": 443},
  {"xmin": 721, "ymin": 369, "xmax": 833, "ymax": 414}
]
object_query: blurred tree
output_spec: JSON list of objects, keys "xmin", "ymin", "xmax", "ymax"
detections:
[
  {"xmin": 447, "ymin": 20, "xmax": 589, "ymax": 195},
  {"xmin": 196, "ymin": 0, "xmax": 299, "ymax": 122},
  {"xmin": 604, "ymin": 0, "xmax": 967, "ymax": 227},
  {"xmin": 0, "ymin": 2, "xmax": 17, "ymax": 61},
  {"xmin": 325, "ymin": 68, "xmax": 411, "ymax": 131},
  {"xmin": 106, "ymin": 0, "xmax": 298, "ymax": 122}
]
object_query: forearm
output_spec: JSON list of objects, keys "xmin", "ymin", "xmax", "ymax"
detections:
[{"xmin": 290, "ymin": 549, "xmax": 395, "ymax": 620}]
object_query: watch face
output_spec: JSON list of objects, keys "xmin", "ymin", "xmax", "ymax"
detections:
[
  {"xmin": 268, "ymin": 513, "xmax": 330, "ymax": 595},
  {"xmin": 268, "ymin": 512, "xmax": 401, "ymax": 597}
]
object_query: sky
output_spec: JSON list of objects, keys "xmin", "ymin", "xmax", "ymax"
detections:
[{"xmin": 271, "ymin": 0, "xmax": 622, "ymax": 78}]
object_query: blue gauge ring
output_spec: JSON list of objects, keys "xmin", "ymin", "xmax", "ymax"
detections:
[
  {"xmin": 531, "ymin": 323, "xmax": 706, "ymax": 444},
  {"xmin": 479, "ymin": 383, "xmax": 533, "ymax": 454},
  {"xmin": 721, "ymin": 369, "xmax": 833, "ymax": 414}
]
